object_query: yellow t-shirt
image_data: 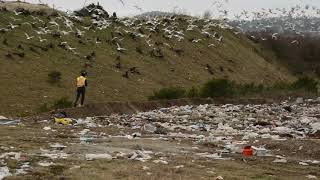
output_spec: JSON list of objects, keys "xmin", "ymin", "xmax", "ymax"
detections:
[{"xmin": 77, "ymin": 76, "xmax": 86, "ymax": 87}]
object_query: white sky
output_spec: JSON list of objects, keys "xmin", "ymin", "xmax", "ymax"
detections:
[{"xmin": 9, "ymin": 0, "xmax": 320, "ymax": 17}]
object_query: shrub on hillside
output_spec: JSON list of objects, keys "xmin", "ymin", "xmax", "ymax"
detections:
[
  {"xmin": 237, "ymin": 83, "xmax": 264, "ymax": 95},
  {"xmin": 37, "ymin": 103, "xmax": 50, "ymax": 113},
  {"xmin": 47, "ymin": 71, "xmax": 62, "ymax": 85},
  {"xmin": 52, "ymin": 97, "xmax": 73, "ymax": 109},
  {"xmin": 200, "ymin": 79, "xmax": 235, "ymax": 98},
  {"xmin": 291, "ymin": 77, "xmax": 318, "ymax": 92},
  {"xmin": 186, "ymin": 86, "xmax": 199, "ymax": 98},
  {"xmin": 148, "ymin": 87, "xmax": 186, "ymax": 100}
]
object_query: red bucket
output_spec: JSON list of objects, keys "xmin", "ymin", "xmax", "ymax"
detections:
[{"xmin": 242, "ymin": 146, "xmax": 253, "ymax": 156}]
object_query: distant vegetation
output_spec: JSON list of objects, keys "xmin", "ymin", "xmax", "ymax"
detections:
[
  {"xmin": 149, "ymin": 77, "xmax": 319, "ymax": 100},
  {"xmin": 37, "ymin": 97, "xmax": 73, "ymax": 113},
  {"xmin": 248, "ymin": 32, "xmax": 320, "ymax": 76},
  {"xmin": 52, "ymin": 97, "xmax": 73, "ymax": 110},
  {"xmin": 47, "ymin": 71, "xmax": 62, "ymax": 85},
  {"xmin": 148, "ymin": 87, "xmax": 186, "ymax": 100}
]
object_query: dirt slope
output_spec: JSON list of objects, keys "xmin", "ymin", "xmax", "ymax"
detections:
[{"xmin": 0, "ymin": 2, "xmax": 294, "ymax": 115}]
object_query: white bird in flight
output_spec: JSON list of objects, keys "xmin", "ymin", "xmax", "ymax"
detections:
[
  {"xmin": 116, "ymin": 43, "xmax": 127, "ymax": 52},
  {"xmin": 25, "ymin": 33, "xmax": 34, "ymax": 40}
]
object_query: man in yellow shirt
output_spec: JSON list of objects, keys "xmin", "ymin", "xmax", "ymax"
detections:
[{"xmin": 74, "ymin": 71, "xmax": 88, "ymax": 107}]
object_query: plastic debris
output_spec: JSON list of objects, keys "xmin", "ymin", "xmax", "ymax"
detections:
[
  {"xmin": 49, "ymin": 143, "xmax": 67, "ymax": 151},
  {"xmin": 54, "ymin": 118, "xmax": 73, "ymax": 125},
  {"xmin": 306, "ymin": 175, "xmax": 318, "ymax": 179},
  {"xmin": 252, "ymin": 146, "xmax": 269, "ymax": 157},
  {"xmin": 273, "ymin": 158, "xmax": 287, "ymax": 163},
  {"xmin": 38, "ymin": 161, "xmax": 55, "ymax": 167},
  {"xmin": 153, "ymin": 159, "xmax": 168, "ymax": 165},
  {"xmin": 0, "ymin": 119, "xmax": 20, "ymax": 125},
  {"xmin": 298, "ymin": 162, "xmax": 309, "ymax": 166},
  {"xmin": 0, "ymin": 166, "xmax": 11, "ymax": 179},
  {"xmin": 43, "ymin": 126, "xmax": 51, "ymax": 131},
  {"xmin": 144, "ymin": 124, "xmax": 157, "ymax": 133},
  {"xmin": 215, "ymin": 176, "xmax": 224, "ymax": 180},
  {"xmin": 86, "ymin": 154, "xmax": 112, "ymax": 161},
  {"xmin": 242, "ymin": 146, "xmax": 253, "ymax": 156},
  {"xmin": 40, "ymin": 152, "xmax": 69, "ymax": 159}
]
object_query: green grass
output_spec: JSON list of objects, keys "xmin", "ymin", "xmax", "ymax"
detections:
[{"xmin": 0, "ymin": 9, "xmax": 295, "ymax": 115}]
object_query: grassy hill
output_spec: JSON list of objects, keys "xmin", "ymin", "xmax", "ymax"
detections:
[{"xmin": 0, "ymin": 2, "xmax": 294, "ymax": 115}]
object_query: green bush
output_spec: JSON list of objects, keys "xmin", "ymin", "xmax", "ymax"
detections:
[
  {"xmin": 52, "ymin": 97, "xmax": 73, "ymax": 109},
  {"xmin": 148, "ymin": 87, "xmax": 186, "ymax": 100},
  {"xmin": 37, "ymin": 103, "xmax": 50, "ymax": 113},
  {"xmin": 237, "ymin": 83, "xmax": 264, "ymax": 95},
  {"xmin": 268, "ymin": 81, "xmax": 291, "ymax": 91},
  {"xmin": 187, "ymin": 86, "xmax": 199, "ymax": 98},
  {"xmin": 48, "ymin": 71, "xmax": 62, "ymax": 85},
  {"xmin": 200, "ymin": 79, "xmax": 235, "ymax": 98},
  {"xmin": 291, "ymin": 77, "xmax": 318, "ymax": 92}
]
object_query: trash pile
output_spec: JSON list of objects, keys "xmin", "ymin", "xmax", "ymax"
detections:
[
  {"xmin": 101, "ymin": 98, "xmax": 320, "ymax": 141},
  {"xmin": 0, "ymin": 97, "xmax": 319, "ymax": 179},
  {"xmin": 47, "ymin": 97, "xmax": 319, "ymax": 163}
]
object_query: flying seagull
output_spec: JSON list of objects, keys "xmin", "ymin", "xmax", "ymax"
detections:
[
  {"xmin": 133, "ymin": 5, "xmax": 142, "ymax": 12},
  {"xmin": 118, "ymin": 0, "xmax": 125, "ymax": 6},
  {"xmin": 24, "ymin": 33, "xmax": 34, "ymax": 40},
  {"xmin": 116, "ymin": 43, "xmax": 127, "ymax": 52}
]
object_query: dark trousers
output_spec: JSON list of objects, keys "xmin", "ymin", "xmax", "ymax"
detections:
[{"xmin": 74, "ymin": 87, "xmax": 86, "ymax": 107}]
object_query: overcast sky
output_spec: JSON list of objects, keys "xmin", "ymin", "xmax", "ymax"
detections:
[{"xmin": 11, "ymin": 0, "xmax": 320, "ymax": 17}]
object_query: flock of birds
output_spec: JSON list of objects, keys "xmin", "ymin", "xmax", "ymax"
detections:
[
  {"xmin": 0, "ymin": 6, "xmax": 232, "ymax": 53},
  {"xmin": 0, "ymin": 0, "xmax": 320, "ymax": 77},
  {"xmin": 0, "ymin": 3, "xmax": 236, "ymax": 78},
  {"xmin": 229, "ymin": 4, "xmax": 320, "ymax": 43}
]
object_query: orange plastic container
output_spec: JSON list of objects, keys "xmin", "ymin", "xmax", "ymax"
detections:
[{"xmin": 242, "ymin": 146, "xmax": 253, "ymax": 156}]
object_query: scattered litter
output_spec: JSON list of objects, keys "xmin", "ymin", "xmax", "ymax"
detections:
[
  {"xmin": 153, "ymin": 159, "xmax": 168, "ymax": 165},
  {"xmin": 272, "ymin": 158, "xmax": 287, "ymax": 163},
  {"xmin": 0, "ymin": 119, "xmax": 20, "ymax": 125},
  {"xmin": 144, "ymin": 124, "xmax": 157, "ymax": 133},
  {"xmin": 175, "ymin": 165, "xmax": 184, "ymax": 169},
  {"xmin": 40, "ymin": 152, "xmax": 69, "ymax": 159},
  {"xmin": 296, "ymin": 97, "xmax": 304, "ymax": 104},
  {"xmin": 252, "ymin": 146, "xmax": 269, "ymax": 157},
  {"xmin": 38, "ymin": 161, "xmax": 55, "ymax": 167},
  {"xmin": 79, "ymin": 129, "xmax": 95, "ymax": 143},
  {"xmin": 0, "ymin": 166, "xmax": 11, "ymax": 179},
  {"xmin": 129, "ymin": 151, "xmax": 152, "ymax": 162},
  {"xmin": 15, "ymin": 162, "xmax": 31, "ymax": 175},
  {"xmin": 75, "ymin": 117, "xmax": 97, "ymax": 128},
  {"xmin": 298, "ymin": 162, "xmax": 309, "ymax": 166},
  {"xmin": 43, "ymin": 127, "xmax": 51, "ymax": 131},
  {"xmin": 306, "ymin": 175, "xmax": 318, "ymax": 179},
  {"xmin": 0, "ymin": 152, "xmax": 22, "ymax": 160},
  {"xmin": 215, "ymin": 176, "xmax": 224, "ymax": 180},
  {"xmin": 142, "ymin": 166, "xmax": 150, "ymax": 170},
  {"xmin": 86, "ymin": 154, "xmax": 112, "ymax": 161},
  {"xmin": 132, "ymin": 132, "xmax": 142, "ymax": 138},
  {"xmin": 242, "ymin": 146, "xmax": 253, "ymax": 156},
  {"xmin": 196, "ymin": 152, "xmax": 227, "ymax": 160},
  {"xmin": 70, "ymin": 165, "xmax": 81, "ymax": 170},
  {"xmin": 49, "ymin": 143, "xmax": 67, "ymax": 151},
  {"xmin": 55, "ymin": 118, "xmax": 73, "ymax": 125}
]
